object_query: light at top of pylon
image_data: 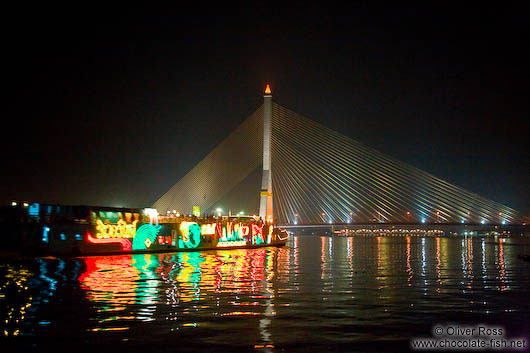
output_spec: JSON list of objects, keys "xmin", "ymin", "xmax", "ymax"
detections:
[{"xmin": 264, "ymin": 84, "xmax": 271, "ymax": 95}]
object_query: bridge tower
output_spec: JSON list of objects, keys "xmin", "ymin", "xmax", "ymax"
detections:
[{"xmin": 259, "ymin": 84, "xmax": 273, "ymax": 221}]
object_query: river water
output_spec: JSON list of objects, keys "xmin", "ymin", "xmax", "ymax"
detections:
[{"xmin": 1, "ymin": 235, "xmax": 529, "ymax": 352}]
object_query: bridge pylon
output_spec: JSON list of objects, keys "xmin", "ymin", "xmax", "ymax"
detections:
[{"xmin": 259, "ymin": 84, "xmax": 273, "ymax": 222}]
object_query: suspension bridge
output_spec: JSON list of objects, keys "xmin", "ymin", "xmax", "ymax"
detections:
[{"xmin": 152, "ymin": 86, "xmax": 527, "ymax": 226}]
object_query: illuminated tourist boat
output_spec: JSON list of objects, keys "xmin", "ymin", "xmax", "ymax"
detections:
[{"xmin": 7, "ymin": 203, "xmax": 288, "ymax": 256}]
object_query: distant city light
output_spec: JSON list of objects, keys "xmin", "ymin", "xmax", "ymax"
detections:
[
  {"xmin": 239, "ymin": 211, "xmax": 245, "ymax": 215},
  {"xmin": 11, "ymin": 201, "xmax": 17, "ymax": 206},
  {"xmin": 23, "ymin": 202, "xmax": 29, "ymax": 207}
]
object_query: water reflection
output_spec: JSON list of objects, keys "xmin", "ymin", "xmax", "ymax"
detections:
[{"xmin": 1, "ymin": 235, "xmax": 529, "ymax": 351}]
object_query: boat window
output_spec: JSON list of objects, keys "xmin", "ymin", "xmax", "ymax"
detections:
[{"xmin": 98, "ymin": 211, "xmax": 121, "ymax": 224}]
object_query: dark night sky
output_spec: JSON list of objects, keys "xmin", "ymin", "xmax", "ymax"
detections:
[{"xmin": 4, "ymin": 5, "xmax": 529, "ymax": 214}]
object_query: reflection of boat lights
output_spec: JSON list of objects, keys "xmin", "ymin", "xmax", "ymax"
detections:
[
  {"xmin": 79, "ymin": 256, "xmax": 140, "ymax": 303},
  {"xmin": 1, "ymin": 265, "xmax": 34, "ymax": 337}
]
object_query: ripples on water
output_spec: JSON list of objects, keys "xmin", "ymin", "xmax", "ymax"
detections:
[{"xmin": 1, "ymin": 236, "xmax": 529, "ymax": 352}]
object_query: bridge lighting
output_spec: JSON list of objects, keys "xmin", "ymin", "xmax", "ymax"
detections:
[
  {"xmin": 461, "ymin": 219, "xmax": 465, "ymax": 224},
  {"xmin": 421, "ymin": 218, "xmax": 426, "ymax": 224},
  {"xmin": 11, "ymin": 201, "xmax": 17, "ymax": 206},
  {"xmin": 23, "ymin": 202, "xmax": 29, "ymax": 207},
  {"xmin": 264, "ymin": 84, "xmax": 271, "ymax": 95},
  {"xmin": 502, "ymin": 220, "xmax": 506, "ymax": 225},
  {"xmin": 481, "ymin": 220, "xmax": 485, "ymax": 224}
]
